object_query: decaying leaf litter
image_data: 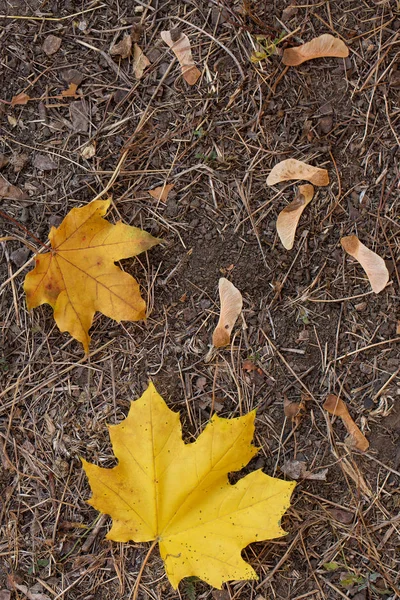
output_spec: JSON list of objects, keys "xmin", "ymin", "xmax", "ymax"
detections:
[{"xmin": 1, "ymin": 2, "xmax": 399, "ymax": 600}]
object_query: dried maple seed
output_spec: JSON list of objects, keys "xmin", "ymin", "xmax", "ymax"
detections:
[
  {"xmin": 323, "ymin": 394, "xmax": 369, "ymax": 452},
  {"xmin": 161, "ymin": 30, "xmax": 201, "ymax": 85},
  {"xmin": 212, "ymin": 278, "xmax": 243, "ymax": 347}
]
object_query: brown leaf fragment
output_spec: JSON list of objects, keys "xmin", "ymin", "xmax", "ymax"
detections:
[
  {"xmin": 283, "ymin": 397, "xmax": 301, "ymax": 420},
  {"xmin": 267, "ymin": 159, "xmax": 329, "ymax": 186},
  {"xmin": 11, "ymin": 92, "xmax": 31, "ymax": 106},
  {"xmin": 148, "ymin": 183, "xmax": 174, "ymax": 202},
  {"xmin": 131, "ymin": 23, "xmax": 144, "ymax": 43},
  {"xmin": 110, "ymin": 34, "xmax": 132, "ymax": 59},
  {"xmin": 0, "ymin": 175, "xmax": 28, "ymax": 201},
  {"xmin": 43, "ymin": 34, "xmax": 62, "ymax": 56},
  {"xmin": 61, "ymin": 82, "xmax": 79, "ymax": 97},
  {"xmin": 161, "ymin": 30, "xmax": 201, "ymax": 85},
  {"xmin": 212, "ymin": 278, "xmax": 243, "ymax": 348},
  {"xmin": 33, "ymin": 154, "xmax": 57, "ymax": 171},
  {"xmin": 282, "ymin": 460, "xmax": 328, "ymax": 481},
  {"xmin": 62, "ymin": 69, "xmax": 84, "ymax": 86},
  {"xmin": 276, "ymin": 184, "xmax": 314, "ymax": 250},
  {"xmin": 327, "ymin": 508, "xmax": 354, "ymax": 524},
  {"xmin": 0, "ymin": 154, "xmax": 9, "ymax": 169},
  {"xmin": 70, "ymin": 100, "xmax": 89, "ymax": 133},
  {"xmin": 341, "ymin": 235, "xmax": 389, "ymax": 294},
  {"xmin": 319, "ymin": 115, "xmax": 333, "ymax": 134},
  {"xmin": 133, "ymin": 43, "xmax": 150, "ymax": 79},
  {"xmin": 282, "ymin": 34, "xmax": 349, "ymax": 66},
  {"xmin": 11, "ymin": 153, "xmax": 29, "ymax": 173},
  {"xmin": 0, "ymin": 590, "xmax": 11, "ymax": 600},
  {"xmin": 81, "ymin": 143, "xmax": 96, "ymax": 159},
  {"xmin": 323, "ymin": 394, "xmax": 369, "ymax": 452},
  {"xmin": 6, "ymin": 576, "xmax": 50, "ymax": 600}
]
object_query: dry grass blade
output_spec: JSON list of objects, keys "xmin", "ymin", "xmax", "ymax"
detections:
[
  {"xmin": 282, "ymin": 33, "xmax": 349, "ymax": 66},
  {"xmin": 267, "ymin": 159, "xmax": 329, "ymax": 186},
  {"xmin": 161, "ymin": 30, "xmax": 201, "ymax": 85},
  {"xmin": 341, "ymin": 235, "xmax": 389, "ymax": 293},
  {"xmin": 212, "ymin": 278, "xmax": 243, "ymax": 348},
  {"xmin": 276, "ymin": 184, "xmax": 314, "ymax": 249}
]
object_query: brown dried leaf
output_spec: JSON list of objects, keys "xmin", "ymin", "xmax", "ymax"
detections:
[
  {"xmin": 0, "ymin": 175, "xmax": 28, "ymax": 201},
  {"xmin": 267, "ymin": 159, "xmax": 329, "ymax": 186},
  {"xmin": 11, "ymin": 153, "xmax": 29, "ymax": 173},
  {"xmin": 283, "ymin": 397, "xmax": 301, "ymax": 419},
  {"xmin": 341, "ymin": 235, "xmax": 389, "ymax": 293},
  {"xmin": 43, "ymin": 34, "xmax": 62, "ymax": 56},
  {"xmin": 70, "ymin": 100, "xmax": 89, "ymax": 133},
  {"xmin": 281, "ymin": 460, "xmax": 328, "ymax": 481},
  {"xmin": 0, "ymin": 155, "xmax": 9, "ymax": 169},
  {"xmin": 110, "ymin": 34, "xmax": 132, "ymax": 59},
  {"xmin": 161, "ymin": 30, "xmax": 201, "ymax": 85},
  {"xmin": 212, "ymin": 278, "xmax": 243, "ymax": 348},
  {"xmin": 327, "ymin": 508, "xmax": 354, "ymax": 524},
  {"xmin": 148, "ymin": 183, "xmax": 174, "ymax": 203},
  {"xmin": 11, "ymin": 92, "xmax": 31, "ymax": 106},
  {"xmin": 61, "ymin": 82, "xmax": 79, "ymax": 98},
  {"xmin": 133, "ymin": 43, "xmax": 150, "ymax": 79},
  {"xmin": 282, "ymin": 33, "xmax": 349, "ymax": 66},
  {"xmin": 33, "ymin": 154, "xmax": 57, "ymax": 171},
  {"xmin": 276, "ymin": 184, "xmax": 314, "ymax": 249},
  {"xmin": 323, "ymin": 394, "xmax": 369, "ymax": 452}
]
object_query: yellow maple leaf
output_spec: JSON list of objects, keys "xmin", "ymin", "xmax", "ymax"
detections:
[
  {"xmin": 24, "ymin": 199, "xmax": 159, "ymax": 352},
  {"xmin": 82, "ymin": 383, "xmax": 295, "ymax": 589}
]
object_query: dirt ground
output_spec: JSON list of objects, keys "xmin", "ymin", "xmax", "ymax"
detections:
[{"xmin": 1, "ymin": 1, "xmax": 399, "ymax": 599}]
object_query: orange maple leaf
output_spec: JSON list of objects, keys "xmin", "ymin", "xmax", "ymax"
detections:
[{"xmin": 24, "ymin": 199, "xmax": 159, "ymax": 352}]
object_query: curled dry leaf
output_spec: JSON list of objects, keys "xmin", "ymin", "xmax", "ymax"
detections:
[
  {"xmin": 277, "ymin": 184, "xmax": 314, "ymax": 250},
  {"xmin": 267, "ymin": 159, "xmax": 329, "ymax": 187},
  {"xmin": 282, "ymin": 460, "xmax": 328, "ymax": 481},
  {"xmin": 110, "ymin": 34, "xmax": 132, "ymax": 59},
  {"xmin": 148, "ymin": 183, "xmax": 174, "ymax": 203},
  {"xmin": 81, "ymin": 143, "xmax": 96, "ymax": 159},
  {"xmin": 11, "ymin": 92, "xmax": 31, "ymax": 106},
  {"xmin": 0, "ymin": 175, "xmax": 28, "ymax": 201},
  {"xmin": 212, "ymin": 278, "xmax": 243, "ymax": 348},
  {"xmin": 323, "ymin": 394, "xmax": 369, "ymax": 452},
  {"xmin": 282, "ymin": 33, "xmax": 349, "ymax": 66},
  {"xmin": 341, "ymin": 235, "xmax": 389, "ymax": 294},
  {"xmin": 133, "ymin": 43, "xmax": 150, "ymax": 79},
  {"xmin": 161, "ymin": 30, "xmax": 201, "ymax": 85}
]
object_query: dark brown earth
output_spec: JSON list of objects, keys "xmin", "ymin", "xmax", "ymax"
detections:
[{"xmin": 0, "ymin": 1, "xmax": 399, "ymax": 599}]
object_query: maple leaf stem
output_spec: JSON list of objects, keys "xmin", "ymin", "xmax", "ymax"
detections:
[
  {"xmin": 131, "ymin": 539, "xmax": 158, "ymax": 600},
  {"xmin": 0, "ymin": 209, "xmax": 51, "ymax": 251}
]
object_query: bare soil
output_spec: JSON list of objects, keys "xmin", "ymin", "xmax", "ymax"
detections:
[{"xmin": 1, "ymin": 1, "xmax": 399, "ymax": 599}]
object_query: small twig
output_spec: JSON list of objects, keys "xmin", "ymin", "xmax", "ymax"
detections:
[
  {"xmin": 0, "ymin": 210, "xmax": 49, "ymax": 250},
  {"xmin": 332, "ymin": 337, "xmax": 400, "ymax": 363},
  {"xmin": 131, "ymin": 540, "xmax": 158, "ymax": 600}
]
